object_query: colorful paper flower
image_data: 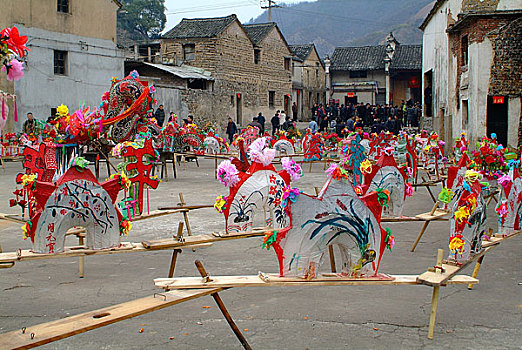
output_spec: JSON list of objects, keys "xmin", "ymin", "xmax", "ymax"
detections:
[
  {"xmin": 262, "ymin": 230, "xmax": 278, "ymax": 250},
  {"xmin": 405, "ymin": 182, "xmax": 414, "ymax": 197},
  {"xmin": 214, "ymin": 195, "xmax": 227, "ymax": 213},
  {"xmin": 438, "ymin": 187, "xmax": 454, "ymax": 204},
  {"xmin": 454, "ymin": 206, "xmax": 470, "ymax": 224},
  {"xmin": 359, "ymin": 159, "xmax": 372, "ymax": 174},
  {"xmin": 1, "ymin": 59, "xmax": 24, "ymax": 81},
  {"xmin": 281, "ymin": 157, "xmax": 302, "ymax": 181},
  {"xmin": 280, "ymin": 186, "xmax": 300, "ymax": 208},
  {"xmin": 57, "ymin": 104, "xmax": 69, "ymax": 117},
  {"xmin": 1, "ymin": 26, "xmax": 29, "ymax": 57},
  {"xmin": 449, "ymin": 234, "xmax": 465, "ymax": 255},
  {"xmin": 217, "ymin": 160, "xmax": 240, "ymax": 187}
]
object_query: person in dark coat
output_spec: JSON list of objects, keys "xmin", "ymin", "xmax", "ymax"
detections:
[
  {"xmin": 271, "ymin": 111, "xmax": 280, "ymax": 136},
  {"xmin": 154, "ymin": 105, "xmax": 165, "ymax": 126},
  {"xmin": 319, "ymin": 115, "xmax": 328, "ymax": 132},
  {"xmin": 248, "ymin": 116, "xmax": 263, "ymax": 132},
  {"xmin": 292, "ymin": 102, "xmax": 297, "ymax": 121},
  {"xmin": 346, "ymin": 115, "xmax": 355, "ymax": 132},
  {"xmin": 226, "ymin": 117, "xmax": 237, "ymax": 144},
  {"xmin": 385, "ymin": 116, "xmax": 395, "ymax": 133},
  {"xmin": 256, "ymin": 112, "xmax": 266, "ymax": 134},
  {"xmin": 372, "ymin": 118, "xmax": 385, "ymax": 134}
]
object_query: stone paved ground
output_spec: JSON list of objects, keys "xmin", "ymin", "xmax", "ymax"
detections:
[{"xmin": 0, "ymin": 158, "xmax": 520, "ymax": 349}]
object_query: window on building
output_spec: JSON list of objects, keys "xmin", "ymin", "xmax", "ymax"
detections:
[
  {"xmin": 462, "ymin": 100, "xmax": 468, "ymax": 128},
  {"xmin": 183, "ymin": 43, "xmax": 195, "ymax": 61},
  {"xmin": 269, "ymin": 91, "xmax": 275, "ymax": 108},
  {"xmin": 349, "ymin": 70, "xmax": 367, "ymax": 78},
  {"xmin": 284, "ymin": 57, "xmax": 291, "ymax": 71},
  {"xmin": 461, "ymin": 35, "xmax": 468, "ymax": 66},
  {"xmin": 57, "ymin": 0, "xmax": 69, "ymax": 13},
  {"xmin": 254, "ymin": 49, "xmax": 261, "ymax": 64},
  {"xmin": 54, "ymin": 50, "xmax": 67, "ymax": 75},
  {"xmin": 187, "ymin": 79, "xmax": 207, "ymax": 90}
]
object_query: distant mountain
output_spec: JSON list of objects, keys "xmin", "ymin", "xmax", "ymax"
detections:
[{"xmin": 248, "ymin": 0, "xmax": 435, "ymax": 57}]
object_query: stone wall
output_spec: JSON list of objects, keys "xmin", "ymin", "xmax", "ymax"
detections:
[
  {"xmin": 160, "ymin": 20, "xmax": 293, "ymax": 128},
  {"xmin": 488, "ymin": 17, "xmax": 522, "ymax": 96}
]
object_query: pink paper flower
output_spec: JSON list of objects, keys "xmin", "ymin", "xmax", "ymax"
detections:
[
  {"xmin": 281, "ymin": 157, "xmax": 303, "ymax": 181},
  {"xmin": 217, "ymin": 160, "xmax": 240, "ymax": 187},
  {"xmin": 497, "ymin": 174, "xmax": 511, "ymax": 189},
  {"xmin": 405, "ymin": 182, "xmax": 414, "ymax": 197},
  {"xmin": 1, "ymin": 59, "xmax": 24, "ymax": 81},
  {"xmin": 325, "ymin": 163, "xmax": 337, "ymax": 177}
]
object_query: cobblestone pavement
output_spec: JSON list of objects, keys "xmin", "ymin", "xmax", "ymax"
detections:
[{"xmin": 0, "ymin": 158, "xmax": 520, "ymax": 349}]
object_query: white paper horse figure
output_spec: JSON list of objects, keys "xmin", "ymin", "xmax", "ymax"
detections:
[
  {"xmin": 273, "ymin": 175, "xmax": 387, "ymax": 278},
  {"xmin": 497, "ymin": 175, "xmax": 522, "ymax": 235},
  {"xmin": 448, "ymin": 172, "xmax": 486, "ymax": 263},
  {"xmin": 364, "ymin": 154, "xmax": 407, "ymax": 217}
]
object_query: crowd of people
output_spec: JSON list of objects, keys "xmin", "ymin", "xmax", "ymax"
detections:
[{"xmin": 310, "ymin": 100, "xmax": 422, "ymax": 136}]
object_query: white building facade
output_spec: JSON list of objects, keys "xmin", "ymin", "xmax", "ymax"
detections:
[{"xmin": 421, "ymin": 0, "xmax": 521, "ymax": 147}]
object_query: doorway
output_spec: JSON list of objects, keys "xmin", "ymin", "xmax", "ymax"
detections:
[
  {"xmin": 284, "ymin": 95, "xmax": 290, "ymax": 115},
  {"xmin": 236, "ymin": 93, "xmax": 242, "ymax": 125},
  {"xmin": 487, "ymin": 95, "xmax": 508, "ymax": 146},
  {"xmin": 345, "ymin": 96, "xmax": 358, "ymax": 105}
]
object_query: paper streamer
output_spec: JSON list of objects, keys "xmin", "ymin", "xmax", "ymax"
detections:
[{"xmin": 13, "ymin": 96, "xmax": 18, "ymax": 122}]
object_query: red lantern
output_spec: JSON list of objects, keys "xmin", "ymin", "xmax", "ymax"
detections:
[{"xmin": 236, "ymin": 93, "xmax": 241, "ymax": 99}]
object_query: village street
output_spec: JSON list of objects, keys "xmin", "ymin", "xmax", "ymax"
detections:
[{"xmin": 0, "ymin": 158, "xmax": 520, "ymax": 349}]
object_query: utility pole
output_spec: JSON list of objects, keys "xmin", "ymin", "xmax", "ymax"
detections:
[{"xmin": 261, "ymin": 0, "xmax": 279, "ymax": 22}]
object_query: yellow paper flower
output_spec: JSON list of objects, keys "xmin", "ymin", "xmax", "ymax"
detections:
[
  {"xmin": 360, "ymin": 159, "xmax": 372, "ymax": 174},
  {"xmin": 57, "ymin": 104, "xmax": 69, "ymax": 117},
  {"xmin": 214, "ymin": 195, "xmax": 227, "ymax": 213},
  {"xmin": 449, "ymin": 235, "xmax": 465, "ymax": 254},
  {"xmin": 21, "ymin": 173, "xmax": 36, "ymax": 187},
  {"xmin": 454, "ymin": 206, "xmax": 470, "ymax": 223},
  {"xmin": 464, "ymin": 170, "xmax": 480, "ymax": 182}
]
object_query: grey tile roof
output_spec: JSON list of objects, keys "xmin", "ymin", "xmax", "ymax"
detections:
[
  {"xmin": 330, "ymin": 46, "xmax": 387, "ymax": 71},
  {"xmin": 390, "ymin": 45, "xmax": 422, "ymax": 70},
  {"xmin": 163, "ymin": 14, "xmax": 237, "ymax": 39},
  {"xmin": 331, "ymin": 44, "xmax": 421, "ymax": 72},
  {"xmin": 243, "ymin": 23, "xmax": 276, "ymax": 45},
  {"xmin": 289, "ymin": 44, "xmax": 314, "ymax": 61}
]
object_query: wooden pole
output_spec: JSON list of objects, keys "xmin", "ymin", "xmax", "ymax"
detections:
[
  {"xmin": 215, "ymin": 155, "xmax": 218, "ymax": 179},
  {"xmin": 168, "ymin": 223, "xmax": 184, "ymax": 278},
  {"xmin": 467, "ymin": 255, "xmax": 484, "ymax": 290},
  {"xmin": 428, "ymin": 249, "xmax": 443, "ymax": 339},
  {"xmin": 178, "ymin": 193, "xmax": 193, "ymax": 237},
  {"xmin": 78, "ymin": 235, "xmax": 85, "ymax": 278},
  {"xmin": 410, "ymin": 202, "xmax": 439, "ymax": 252},
  {"xmin": 195, "ymin": 260, "xmax": 252, "ymax": 350}
]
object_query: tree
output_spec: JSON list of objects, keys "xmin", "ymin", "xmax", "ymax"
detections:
[{"xmin": 118, "ymin": 0, "xmax": 166, "ymax": 41}]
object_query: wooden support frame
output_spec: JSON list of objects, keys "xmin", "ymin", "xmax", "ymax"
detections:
[{"xmin": 410, "ymin": 201, "xmax": 449, "ymax": 252}]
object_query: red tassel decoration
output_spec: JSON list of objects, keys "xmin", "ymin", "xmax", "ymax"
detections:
[
  {"xmin": 1, "ymin": 96, "xmax": 5, "ymax": 121},
  {"xmin": 14, "ymin": 96, "xmax": 18, "ymax": 122}
]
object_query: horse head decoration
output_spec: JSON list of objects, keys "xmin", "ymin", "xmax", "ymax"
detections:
[
  {"xmin": 216, "ymin": 137, "xmax": 302, "ymax": 233},
  {"xmin": 447, "ymin": 169, "xmax": 486, "ymax": 263},
  {"xmin": 21, "ymin": 164, "xmax": 130, "ymax": 253},
  {"xmin": 363, "ymin": 153, "xmax": 409, "ymax": 217},
  {"xmin": 267, "ymin": 163, "xmax": 391, "ymax": 278},
  {"xmin": 101, "ymin": 71, "xmax": 154, "ymax": 143}
]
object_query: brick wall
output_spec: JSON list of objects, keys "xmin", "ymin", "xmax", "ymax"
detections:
[
  {"xmin": 488, "ymin": 17, "xmax": 522, "ymax": 96},
  {"xmin": 160, "ymin": 20, "xmax": 293, "ymax": 127},
  {"xmin": 461, "ymin": 0, "xmax": 500, "ymax": 13}
]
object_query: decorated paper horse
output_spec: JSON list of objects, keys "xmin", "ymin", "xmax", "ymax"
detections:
[
  {"xmin": 496, "ymin": 173, "xmax": 522, "ymax": 235},
  {"xmin": 267, "ymin": 165, "xmax": 390, "ymax": 278},
  {"xmin": 447, "ymin": 170, "xmax": 486, "ymax": 263},
  {"xmin": 100, "ymin": 72, "xmax": 154, "ymax": 143},
  {"xmin": 364, "ymin": 154, "xmax": 409, "ymax": 217},
  {"xmin": 204, "ymin": 132, "xmax": 229, "ymax": 155},
  {"xmin": 234, "ymin": 126, "xmax": 260, "ymax": 150},
  {"xmin": 216, "ymin": 138, "xmax": 302, "ymax": 233},
  {"xmin": 271, "ymin": 134, "xmax": 295, "ymax": 157},
  {"xmin": 368, "ymin": 133, "xmax": 395, "ymax": 160},
  {"xmin": 21, "ymin": 165, "xmax": 130, "ymax": 253},
  {"xmin": 453, "ymin": 133, "xmax": 469, "ymax": 162},
  {"xmin": 394, "ymin": 133, "xmax": 417, "ymax": 181},
  {"xmin": 301, "ymin": 130, "xmax": 323, "ymax": 161}
]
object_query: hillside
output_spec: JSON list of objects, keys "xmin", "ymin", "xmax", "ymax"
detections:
[{"xmin": 248, "ymin": 0, "xmax": 435, "ymax": 57}]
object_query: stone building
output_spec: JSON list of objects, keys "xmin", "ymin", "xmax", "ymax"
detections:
[
  {"xmin": 328, "ymin": 33, "xmax": 421, "ymax": 107},
  {"xmin": 420, "ymin": 0, "xmax": 521, "ymax": 147},
  {"xmin": 0, "ymin": 0, "xmax": 124, "ymax": 132},
  {"xmin": 289, "ymin": 44, "xmax": 326, "ymax": 121},
  {"xmin": 159, "ymin": 15, "xmax": 293, "ymax": 128}
]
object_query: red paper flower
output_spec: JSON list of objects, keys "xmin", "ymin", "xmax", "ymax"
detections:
[{"xmin": 1, "ymin": 27, "xmax": 29, "ymax": 57}]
